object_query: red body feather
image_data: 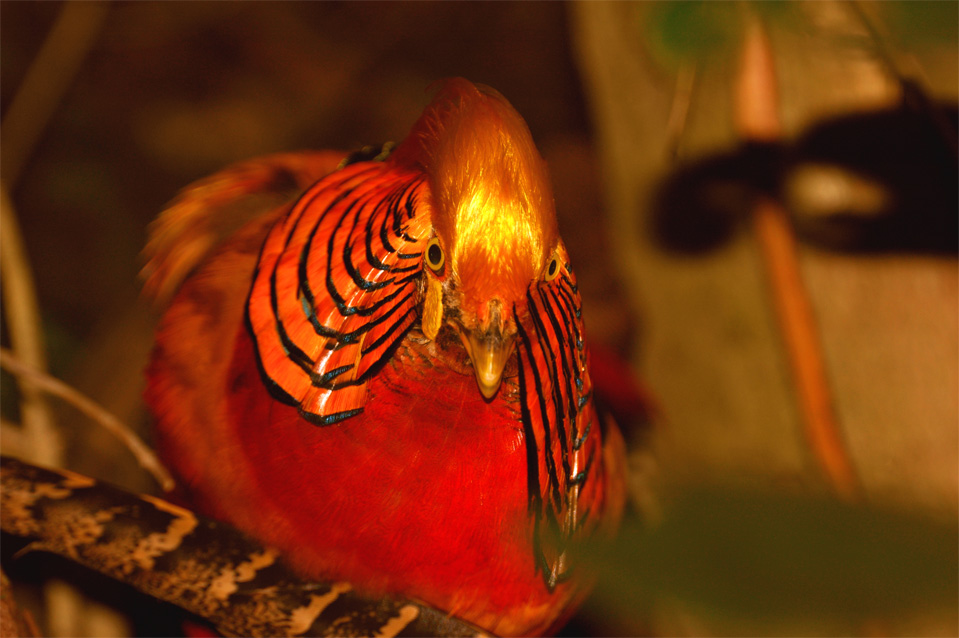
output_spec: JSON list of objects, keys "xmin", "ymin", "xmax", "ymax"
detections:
[{"xmin": 146, "ymin": 80, "xmax": 626, "ymax": 636}]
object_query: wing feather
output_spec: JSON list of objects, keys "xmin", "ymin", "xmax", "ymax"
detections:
[
  {"xmin": 143, "ymin": 151, "xmax": 347, "ymax": 306},
  {"xmin": 515, "ymin": 253, "xmax": 606, "ymax": 591},
  {"xmin": 247, "ymin": 162, "xmax": 429, "ymax": 424}
]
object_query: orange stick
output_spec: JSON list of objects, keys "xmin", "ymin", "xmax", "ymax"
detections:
[{"xmin": 736, "ymin": 19, "xmax": 860, "ymax": 500}]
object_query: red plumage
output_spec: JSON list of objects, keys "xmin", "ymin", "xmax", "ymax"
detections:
[{"xmin": 145, "ymin": 79, "xmax": 626, "ymax": 636}]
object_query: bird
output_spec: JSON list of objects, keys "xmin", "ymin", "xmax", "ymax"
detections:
[{"xmin": 144, "ymin": 78, "xmax": 627, "ymax": 637}]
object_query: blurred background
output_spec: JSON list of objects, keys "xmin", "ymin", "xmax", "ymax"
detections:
[{"xmin": 1, "ymin": 1, "xmax": 956, "ymax": 636}]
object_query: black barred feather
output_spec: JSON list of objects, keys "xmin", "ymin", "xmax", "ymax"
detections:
[
  {"xmin": 246, "ymin": 162, "xmax": 430, "ymax": 424},
  {"xmin": 515, "ymin": 262, "xmax": 603, "ymax": 591},
  {"xmin": 245, "ymin": 153, "xmax": 604, "ymax": 591}
]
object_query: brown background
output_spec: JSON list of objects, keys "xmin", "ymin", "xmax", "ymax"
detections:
[{"xmin": 2, "ymin": 2, "xmax": 956, "ymax": 636}]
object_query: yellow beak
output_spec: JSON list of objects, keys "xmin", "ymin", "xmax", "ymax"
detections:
[{"xmin": 459, "ymin": 328, "xmax": 515, "ymax": 399}]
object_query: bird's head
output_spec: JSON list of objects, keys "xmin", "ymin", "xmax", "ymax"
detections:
[{"xmin": 393, "ymin": 79, "xmax": 561, "ymax": 398}]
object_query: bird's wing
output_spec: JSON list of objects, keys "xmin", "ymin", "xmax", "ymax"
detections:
[
  {"xmin": 247, "ymin": 161, "xmax": 431, "ymax": 425},
  {"xmin": 515, "ymin": 251, "xmax": 609, "ymax": 591},
  {"xmin": 143, "ymin": 151, "xmax": 347, "ymax": 306}
]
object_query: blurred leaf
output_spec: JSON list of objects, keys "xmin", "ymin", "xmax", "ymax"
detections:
[
  {"xmin": 643, "ymin": 1, "xmax": 743, "ymax": 70},
  {"xmin": 640, "ymin": 1, "xmax": 806, "ymax": 73},
  {"xmin": 881, "ymin": 1, "xmax": 959, "ymax": 47},
  {"xmin": 585, "ymin": 486, "xmax": 958, "ymax": 629}
]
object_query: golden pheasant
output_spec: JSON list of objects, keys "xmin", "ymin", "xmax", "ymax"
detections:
[{"xmin": 144, "ymin": 78, "xmax": 626, "ymax": 636}]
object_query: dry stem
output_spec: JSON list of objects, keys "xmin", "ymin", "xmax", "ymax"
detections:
[
  {"xmin": 0, "ymin": 348, "xmax": 174, "ymax": 492},
  {"xmin": 0, "ymin": 2, "xmax": 111, "ymax": 188}
]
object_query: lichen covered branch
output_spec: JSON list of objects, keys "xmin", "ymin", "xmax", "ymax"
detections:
[{"xmin": 0, "ymin": 456, "xmax": 487, "ymax": 638}]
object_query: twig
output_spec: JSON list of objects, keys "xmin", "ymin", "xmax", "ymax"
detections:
[
  {"xmin": 0, "ymin": 1, "xmax": 111, "ymax": 188},
  {"xmin": 1, "ymin": 166, "xmax": 78, "ymax": 638},
  {"xmin": 0, "ymin": 182, "xmax": 61, "ymax": 468},
  {"xmin": 752, "ymin": 200, "xmax": 859, "ymax": 500},
  {"xmin": 1, "ymin": 5, "xmax": 115, "ymax": 635},
  {"xmin": 847, "ymin": 0, "xmax": 958, "ymax": 158},
  {"xmin": 664, "ymin": 63, "xmax": 698, "ymax": 161},
  {"xmin": 735, "ymin": 18, "xmax": 860, "ymax": 500},
  {"xmin": 0, "ymin": 348, "xmax": 174, "ymax": 492}
]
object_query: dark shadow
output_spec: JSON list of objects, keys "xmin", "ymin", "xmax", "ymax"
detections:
[
  {"xmin": 651, "ymin": 141, "xmax": 781, "ymax": 254},
  {"xmin": 650, "ymin": 92, "xmax": 958, "ymax": 255}
]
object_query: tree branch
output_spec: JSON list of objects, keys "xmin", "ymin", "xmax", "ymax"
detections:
[{"xmin": 0, "ymin": 456, "xmax": 488, "ymax": 638}]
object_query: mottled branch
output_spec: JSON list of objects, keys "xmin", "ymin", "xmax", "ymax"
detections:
[{"xmin": 0, "ymin": 457, "xmax": 488, "ymax": 637}]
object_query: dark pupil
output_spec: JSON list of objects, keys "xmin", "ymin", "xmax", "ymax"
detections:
[
  {"xmin": 428, "ymin": 243, "xmax": 442, "ymax": 266},
  {"xmin": 548, "ymin": 259, "xmax": 557, "ymax": 276}
]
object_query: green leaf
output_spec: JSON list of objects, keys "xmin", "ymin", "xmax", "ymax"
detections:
[
  {"xmin": 643, "ymin": 1, "xmax": 744, "ymax": 69},
  {"xmin": 881, "ymin": 1, "xmax": 959, "ymax": 47},
  {"xmin": 584, "ymin": 486, "xmax": 958, "ymax": 630}
]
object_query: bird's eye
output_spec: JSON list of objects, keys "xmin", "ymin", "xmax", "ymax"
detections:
[
  {"xmin": 426, "ymin": 238, "xmax": 445, "ymax": 272},
  {"xmin": 544, "ymin": 254, "xmax": 560, "ymax": 282}
]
